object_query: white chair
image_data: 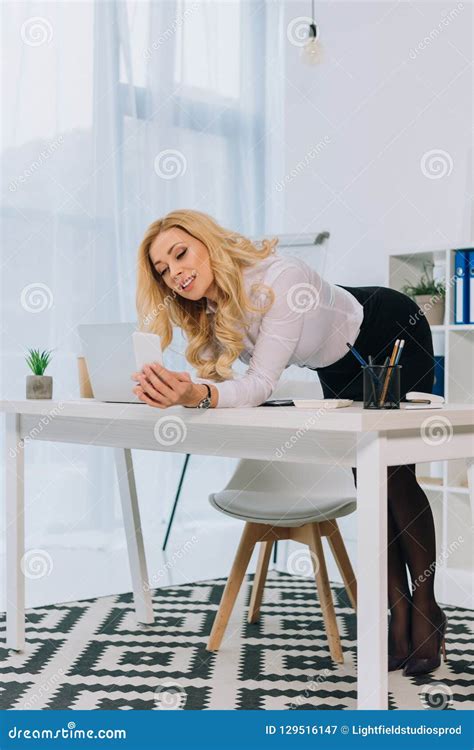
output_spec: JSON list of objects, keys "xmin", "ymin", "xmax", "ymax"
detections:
[
  {"xmin": 163, "ymin": 380, "xmax": 324, "ymax": 551},
  {"xmin": 206, "ymin": 382, "xmax": 357, "ymax": 663}
]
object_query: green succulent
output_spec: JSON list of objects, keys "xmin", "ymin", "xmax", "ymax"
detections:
[
  {"xmin": 402, "ymin": 262, "xmax": 445, "ymax": 299},
  {"xmin": 26, "ymin": 348, "xmax": 54, "ymax": 376}
]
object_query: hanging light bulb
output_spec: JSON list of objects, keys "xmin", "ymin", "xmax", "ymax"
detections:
[{"xmin": 301, "ymin": 1, "xmax": 323, "ymax": 65}]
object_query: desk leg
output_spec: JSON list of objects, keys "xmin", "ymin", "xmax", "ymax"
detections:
[
  {"xmin": 114, "ymin": 448, "xmax": 154, "ymax": 624},
  {"xmin": 356, "ymin": 431, "xmax": 388, "ymax": 709},
  {"xmin": 467, "ymin": 458, "xmax": 474, "ymax": 521},
  {"xmin": 5, "ymin": 413, "xmax": 25, "ymax": 651}
]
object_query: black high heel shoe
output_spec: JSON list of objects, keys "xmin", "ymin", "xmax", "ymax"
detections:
[
  {"xmin": 403, "ymin": 610, "xmax": 448, "ymax": 677},
  {"xmin": 388, "ymin": 653, "xmax": 410, "ymax": 672}
]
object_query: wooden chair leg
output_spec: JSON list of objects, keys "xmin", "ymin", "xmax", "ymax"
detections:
[
  {"xmin": 207, "ymin": 522, "xmax": 260, "ymax": 652},
  {"xmin": 325, "ymin": 520, "xmax": 357, "ymax": 611},
  {"xmin": 307, "ymin": 523, "xmax": 344, "ymax": 664},
  {"xmin": 248, "ymin": 540, "xmax": 273, "ymax": 623}
]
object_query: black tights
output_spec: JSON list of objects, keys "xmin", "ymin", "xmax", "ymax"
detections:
[{"xmin": 352, "ymin": 464, "xmax": 443, "ymax": 658}]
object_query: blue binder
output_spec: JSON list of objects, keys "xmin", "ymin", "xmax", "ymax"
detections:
[
  {"xmin": 454, "ymin": 250, "xmax": 469, "ymax": 324},
  {"xmin": 432, "ymin": 355, "xmax": 445, "ymax": 397},
  {"xmin": 469, "ymin": 250, "xmax": 474, "ymax": 324}
]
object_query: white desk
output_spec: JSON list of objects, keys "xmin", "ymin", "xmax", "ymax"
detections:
[{"xmin": 2, "ymin": 398, "xmax": 473, "ymax": 710}]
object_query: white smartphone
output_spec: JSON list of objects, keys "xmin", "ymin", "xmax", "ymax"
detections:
[{"xmin": 132, "ymin": 331, "xmax": 163, "ymax": 372}]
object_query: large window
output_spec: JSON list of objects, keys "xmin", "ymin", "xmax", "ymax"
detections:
[
  {"xmin": 116, "ymin": 0, "xmax": 267, "ymax": 234},
  {"xmin": 1, "ymin": 1, "xmax": 278, "ymax": 582}
]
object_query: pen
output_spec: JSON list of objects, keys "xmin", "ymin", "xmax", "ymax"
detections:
[
  {"xmin": 384, "ymin": 339, "xmax": 405, "ymax": 403},
  {"xmin": 346, "ymin": 342, "xmax": 383, "ymax": 388},
  {"xmin": 379, "ymin": 339, "xmax": 401, "ymax": 406},
  {"xmin": 394, "ymin": 339, "xmax": 405, "ymax": 365},
  {"xmin": 367, "ymin": 354, "xmax": 378, "ymax": 404},
  {"xmin": 346, "ymin": 342, "xmax": 368, "ymax": 367}
]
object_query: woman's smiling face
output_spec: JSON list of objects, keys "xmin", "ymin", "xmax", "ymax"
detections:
[{"xmin": 149, "ymin": 227, "xmax": 216, "ymax": 301}]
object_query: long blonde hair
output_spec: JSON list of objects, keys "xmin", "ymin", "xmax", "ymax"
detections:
[{"xmin": 136, "ymin": 209, "xmax": 278, "ymax": 381}]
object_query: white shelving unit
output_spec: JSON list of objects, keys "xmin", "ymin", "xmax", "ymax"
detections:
[{"xmin": 389, "ymin": 247, "xmax": 473, "ymax": 607}]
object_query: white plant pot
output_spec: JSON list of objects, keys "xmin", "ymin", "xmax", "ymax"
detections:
[{"xmin": 414, "ymin": 295, "xmax": 445, "ymax": 326}]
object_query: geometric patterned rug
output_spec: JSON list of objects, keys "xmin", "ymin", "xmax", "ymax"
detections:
[{"xmin": 0, "ymin": 571, "xmax": 472, "ymax": 710}]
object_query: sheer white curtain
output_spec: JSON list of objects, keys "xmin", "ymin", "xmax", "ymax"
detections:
[{"xmin": 0, "ymin": 1, "xmax": 284, "ymax": 597}]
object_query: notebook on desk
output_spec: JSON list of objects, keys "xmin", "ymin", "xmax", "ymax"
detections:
[{"xmin": 403, "ymin": 391, "xmax": 445, "ymax": 409}]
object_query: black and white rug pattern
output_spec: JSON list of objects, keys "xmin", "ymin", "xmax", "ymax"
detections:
[{"xmin": 1, "ymin": 572, "xmax": 472, "ymax": 710}]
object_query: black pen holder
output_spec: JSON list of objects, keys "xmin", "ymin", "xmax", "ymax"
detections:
[{"xmin": 363, "ymin": 365, "xmax": 401, "ymax": 409}]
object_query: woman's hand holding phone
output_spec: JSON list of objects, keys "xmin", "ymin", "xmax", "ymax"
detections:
[{"xmin": 131, "ymin": 362, "xmax": 197, "ymax": 408}]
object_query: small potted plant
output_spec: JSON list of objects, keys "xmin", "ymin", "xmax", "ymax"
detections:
[
  {"xmin": 402, "ymin": 262, "xmax": 446, "ymax": 326},
  {"xmin": 25, "ymin": 348, "xmax": 54, "ymax": 399}
]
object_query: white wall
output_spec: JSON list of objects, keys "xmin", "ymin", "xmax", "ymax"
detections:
[
  {"xmin": 275, "ymin": 1, "xmax": 473, "ymax": 606},
  {"xmin": 277, "ymin": 0, "xmax": 473, "ymax": 286}
]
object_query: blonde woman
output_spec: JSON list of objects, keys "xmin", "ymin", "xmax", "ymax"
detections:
[{"xmin": 133, "ymin": 209, "xmax": 446, "ymax": 677}]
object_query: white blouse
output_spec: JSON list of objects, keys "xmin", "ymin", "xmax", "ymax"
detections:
[{"xmin": 194, "ymin": 253, "xmax": 364, "ymax": 408}]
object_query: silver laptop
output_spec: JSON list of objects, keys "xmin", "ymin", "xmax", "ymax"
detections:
[{"xmin": 77, "ymin": 322, "xmax": 143, "ymax": 403}]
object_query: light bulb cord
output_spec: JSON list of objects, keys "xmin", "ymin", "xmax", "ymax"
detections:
[{"xmin": 310, "ymin": 0, "xmax": 318, "ymax": 39}]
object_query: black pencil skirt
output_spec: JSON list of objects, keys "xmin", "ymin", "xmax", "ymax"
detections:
[{"xmin": 312, "ymin": 285, "xmax": 435, "ymax": 400}]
